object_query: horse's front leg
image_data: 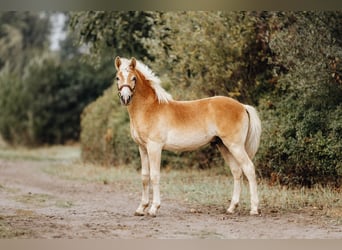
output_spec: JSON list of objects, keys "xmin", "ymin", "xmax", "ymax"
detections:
[
  {"xmin": 146, "ymin": 141, "xmax": 162, "ymax": 217},
  {"xmin": 135, "ymin": 146, "xmax": 150, "ymax": 216}
]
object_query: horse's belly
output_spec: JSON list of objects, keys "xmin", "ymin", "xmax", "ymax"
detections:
[{"xmin": 163, "ymin": 130, "xmax": 214, "ymax": 152}]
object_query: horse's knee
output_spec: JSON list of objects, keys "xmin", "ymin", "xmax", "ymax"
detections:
[
  {"xmin": 150, "ymin": 174, "xmax": 160, "ymax": 185},
  {"xmin": 141, "ymin": 174, "xmax": 149, "ymax": 185}
]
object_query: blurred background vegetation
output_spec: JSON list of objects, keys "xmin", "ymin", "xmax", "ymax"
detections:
[{"xmin": 0, "ymin": 11, "xmax": 341, "ymax": 187}]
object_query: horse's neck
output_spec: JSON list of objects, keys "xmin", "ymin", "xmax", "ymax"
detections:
[{"xmin": 127, "ymin": 80, "xmax": 157, "ymax": 117}]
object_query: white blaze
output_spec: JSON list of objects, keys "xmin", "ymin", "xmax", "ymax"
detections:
[{"xmin": 120, "ymin": 86, "xmax": 132, "ymax": 104}]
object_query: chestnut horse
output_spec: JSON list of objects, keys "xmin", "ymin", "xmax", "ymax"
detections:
[{"xmin": 114, "ymin": 57, "xmax": 262, "ymax": 217}]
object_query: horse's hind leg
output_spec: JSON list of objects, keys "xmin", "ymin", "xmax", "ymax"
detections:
[
  {"xmin": 217, "ymin": 143, "xmax": 242, "ymax": 214},
  {"xmin": 227, "ymin": 143, "xmax": 259, "ymax": 215}
]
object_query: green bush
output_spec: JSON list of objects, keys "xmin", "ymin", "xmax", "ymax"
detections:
[
  {"xmin": 0, "ymin": 72, "xmax": 31, "ymax": 144},
  {"xmin": 258, "ymin": 99, "xmax": 342, "ymax": 187},
  {"xmin": 81, "ymin": 86, "xmax": 117, "ymax": 165},
  {"xmin": 255, "ymin": 12, "xmax": 342, "ymax": 187},
  {"xmin": 0, "ymin": 55, "xmax": 113, "ymax": 145}
]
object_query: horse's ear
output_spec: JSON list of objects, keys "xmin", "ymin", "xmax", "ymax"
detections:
[
  {"xmin": 129, "ymin": 57, "xmax": 136, "ymax": 69},
  {"xmin": 114, "ymin": 56, "xmax": 121, "ymax": 70}
]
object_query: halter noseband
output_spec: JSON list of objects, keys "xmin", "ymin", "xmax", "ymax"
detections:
[{"xmin": 117, "ymin": 84, "xmax": 136, "ymax": 98}]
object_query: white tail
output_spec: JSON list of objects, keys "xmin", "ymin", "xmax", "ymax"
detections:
[{"xmin": 244, "ymin": 105, "xmax": 262, "ymax": 159}]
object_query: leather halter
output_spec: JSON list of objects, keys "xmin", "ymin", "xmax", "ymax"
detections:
[{"xmin": 117, "ymin": 84, "xmax": 135, "ymax": 97}]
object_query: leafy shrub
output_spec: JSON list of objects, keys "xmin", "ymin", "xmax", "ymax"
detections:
[
  {"xmin": 81, "ymin": 86, "xmax": 139, "ymax": 166},
  {"xmin": 258, "ymin": 100, "xmax": 342, "ymax": 187},
  {"xmin": 0, "ymin": 72, "xmax": 31, "ymax": 144},
  {"xmin": 0, "ymin": 55, "xmax": 113, "ymax": 145},
  {"xmin": 256, "ymin": 12, "xmax": 342, "ymax": 187}
]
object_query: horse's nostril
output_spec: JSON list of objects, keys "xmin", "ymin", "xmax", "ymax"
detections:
[{"xmin": 120, "ymin": 95, "xmax": 132, "ymax": 105}]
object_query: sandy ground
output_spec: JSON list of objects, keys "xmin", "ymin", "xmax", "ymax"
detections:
[{"xmin": 0, "ymin": 159, "xmax": 341, "ymax": 239}]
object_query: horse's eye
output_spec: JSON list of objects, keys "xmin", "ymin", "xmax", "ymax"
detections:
[
  {"xmin": 116, "ymin": 77, "xmax": 120, "ymax": 81},
  {"xmin": 132, "ymin": 76, "xmax": 136, "ymax": 82}
]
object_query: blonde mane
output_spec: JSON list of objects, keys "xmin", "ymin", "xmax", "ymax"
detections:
[{"xmin": 119, "ymin": 58, "xmax": 173, "ymax": 103}]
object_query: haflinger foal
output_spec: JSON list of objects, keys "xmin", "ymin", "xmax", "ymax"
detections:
[{"xmin": 114, "ymin": 56, "xmax": 262, "ymax": 217}]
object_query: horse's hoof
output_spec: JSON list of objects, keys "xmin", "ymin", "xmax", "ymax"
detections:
[
  {"xmin": 227, "ymin": 203, "xmax": 239, "ymax": 214},
  {"xmin": 147, "ymin": 211, "xmax": 157, "ymax": 217},
  {"xmin": 147, "ymin": 207, "xmax": 159, "ymax": 217},
  {"xmin": 134, "ymin": 211, "xmax": 145, "ymax": 216},
  {"xmin": 250, "ymin": 210, "xmax": 259, "ymax": 216},
  {"xmin": 226, "ymin": 207, "xmax": 235, "ymax": 214}
]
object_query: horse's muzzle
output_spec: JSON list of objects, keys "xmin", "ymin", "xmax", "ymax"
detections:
[
  {"xmin": 118, "ymin": 85, "xmax": 134, "ymax": 106},
  {"xmin": 120, "ymin": 94, "xmax": 132, "ymax": 106},
  {"xmin": 118, "ymin": 84, "xmax": 135, "ymax": 106}
]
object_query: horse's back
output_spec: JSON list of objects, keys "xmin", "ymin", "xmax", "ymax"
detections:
[{"xmin": 167, "ymin": 96, "xmax": 246, "ymax": 125}]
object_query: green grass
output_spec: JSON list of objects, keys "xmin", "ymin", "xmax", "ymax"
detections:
[
  {"xmin": 14, "ymin": 192, "xmax": 74, "ymax": 209},
  {"xmin": 42, "ymin": 161, "xmax": 141, "ymax": 193},
  {"xmin": 0, "ymin": 210, "xmax": 37, "ymax": 238},
  {"xmin": 0, "ymin": 219, "xmax": 32, "ymax": 238},
  {"xmin": 161, "ymin": 169, "xmax": 342, "ymax": 218},
  {"xmin": 14, "ymin": 193, "xmax": 54, "ymax": 206},
  {"xmin": 0, "ymin": 144, "xmax": 80, "ymax": 162}
]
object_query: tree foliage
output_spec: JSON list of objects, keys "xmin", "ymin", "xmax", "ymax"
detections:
[
  {"xmin": 0, "ymin": 54, "xmax": 113, "ymax": 145},
  {"xmin": 0, "ymin": 12, "xmax": 113, "ymax": 145},
  {"xmin": 0, "ymin": 11, "xmax": 52, "ymax": 144},
  {"xmin": 69, "ymin": 11, "xmax": 157, "ymax": 63},
  {"xmin": 139, "ymin": 11, "xmax": 290, "ymax": 105},
  {"xmin": 0, "ymin": 12, "xmax": 50, "ymax": 73}
]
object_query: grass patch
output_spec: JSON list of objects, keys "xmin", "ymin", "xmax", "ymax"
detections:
[
  {"xmin": 0, "ymin": 145, "xmax": 80, "ymax": 162},
  {"xmin": 55, "ymin": 200, "xmax": 74, "ymax": 208},
  {"xmin": 42, "ymin": 161, "xmax": 141, "ymax": 194},
  {"xmin": 0, "ymin": 213, "xmax": 34, "ymax": 238},
  {"xmin": 15, "ymin": 193, "xmax": 54, "ymax": 207},
  {"xmin": 0, "ymin": 184, "xmax": 20, "ymax": 194},
  {"xmin": 14, "ymin": 193, "xmax": 74, "ymax": 209},
  {"xmin": 161, "ymin": 169, "xmax": 231, "ymax": 206},
  {"xmin": 0, "ymin": 219, "xmax": 31, "ymax": 238},
  {"xmin": 162, "ymin": 169, "xmax": 341, "ymax": 220}
]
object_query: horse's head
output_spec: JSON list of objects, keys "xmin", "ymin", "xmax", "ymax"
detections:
[{"xmin": 115, "ymin": 56, "xmax": 138, "ymax": 106}]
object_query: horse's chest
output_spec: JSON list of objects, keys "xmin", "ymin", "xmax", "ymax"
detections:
[
  {"xmin": 130, "ymin": 125, "xmax": 147, "ymax": 145},
  {"xmin": 131, "ymin": 127, "xmax": 141, "ymax": 143}
]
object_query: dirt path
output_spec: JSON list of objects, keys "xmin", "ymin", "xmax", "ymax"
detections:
[{"xmin": 0, "ymin": 158, "xmax": 341, "ymax": 239}]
